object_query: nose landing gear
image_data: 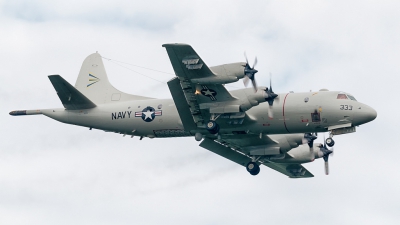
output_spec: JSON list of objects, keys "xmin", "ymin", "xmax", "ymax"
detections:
[
  {"xmin": 246, "ymin": 162, "xmax": 260, "ymax": 176},
  {"xmin": 326, "ymin": 137, "xmax": 335, "ymax": 147},
  {"xmin": 325, "ymin": 131, "xmax": 335, "ymax": 147}
]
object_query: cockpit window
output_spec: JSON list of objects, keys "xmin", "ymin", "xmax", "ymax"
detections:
[
  {"xmin": 337, "ymin": 94, "xmax": 348, "ymax": 99},
  {"xmin": 347, "ymin": 95, "xmax": 357, "ymax": 101}
]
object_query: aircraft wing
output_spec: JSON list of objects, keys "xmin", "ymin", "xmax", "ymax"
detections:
[
  {"xmin": 164, "ymin": 44, "xmax": 239, "ymax": 128},
  {"xmin": 200, "ymin": 134, "xmax": 314, "ymax": 178},
  {"xmin": 162, "ymin": 43, "xmax": 215, "ymax": 80},
  {"xmin": 163, "ymin": 43, "xmax": 236, "ymax": 103}
]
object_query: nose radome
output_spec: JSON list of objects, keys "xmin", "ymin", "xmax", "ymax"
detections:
[
  {"xmin": 358, "ymin": 105, "xmax": 377, "ymax": 124},
  {"xmin": 366, "ymin": 105, "xmax": 377, "ymax": 121}
]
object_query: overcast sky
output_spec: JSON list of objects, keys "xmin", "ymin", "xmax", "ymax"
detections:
[{"xmin": 1, "ymin": 1, "xmax": 399, "ymax": 224}]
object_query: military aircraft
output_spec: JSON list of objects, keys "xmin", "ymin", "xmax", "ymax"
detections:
[{"xmin": 9, "ymin": 44, "xmax": 377, "ymax": 178}]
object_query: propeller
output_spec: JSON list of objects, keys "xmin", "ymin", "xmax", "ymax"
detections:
[
  {"xmin": 243, "ymin": 52, "xmax": 258, "ymax": 92},
  {"xmin": 320, "ymin": 135, "xmax": 334, "ymax": 175},
  {"xmin": 303, "ymin": 133, "xmax": 317, "ymax": 161},
  {"xmin": 264, "ymin": 75, "xmax": 279, "ymax": 118}
]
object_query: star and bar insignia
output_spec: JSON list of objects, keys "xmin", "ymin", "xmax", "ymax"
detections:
[
  {"xmin": 135, "ymin": 106, "xmax": 162, "ymax": 122},
  {"xmin": 200, "ymin": 85, "xmax": 217, "ymax": 101}
]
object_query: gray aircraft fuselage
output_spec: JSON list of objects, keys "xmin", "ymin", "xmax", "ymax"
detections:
[{"xmin": 40, "ymin": 89, "xmax": 376, "ymax": 139}]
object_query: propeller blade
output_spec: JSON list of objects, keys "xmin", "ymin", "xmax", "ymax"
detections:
[
  {"xmin": 253, "ymin": 57, "xmax": 258, "ymax": 68},
  {"xmin": 243, "ymin": 76, "xmax": 250, "ymax": 87},
  {"xmin": 320, "ymin": 134, "xmax": 333, "ymax": 175},
  {"xmin": 244, "ymin": 52, "xmax": 249, "ymax": 65},
  {"xmin": 251, "ymin": 78, "xmax": 258, "ymax": 92},
  {"xmin": 268, "ymin": 105, "xmax": 274, "ymax": 118},
  {"xmin": 269, "ymin": 74, "xmax": 273, "ymax": 92},
  {"xmin": 325, "ymin": 161, "xmax": 329, "ymax": 175}
]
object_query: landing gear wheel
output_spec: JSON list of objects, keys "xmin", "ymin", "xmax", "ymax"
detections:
[
  {"xmin": 246, "ymin": 162, "xmax": 260, "ymax": 176},
  {"xmin": 206, "ymin": 121, "xmax": 220, "ymax": 134},
  {"xmin": 326, "ymin": 137, "xmax": 335, "ymax": 147}
]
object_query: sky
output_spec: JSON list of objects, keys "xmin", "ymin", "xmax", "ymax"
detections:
[{"xmin": 1, "ymin": 0, "xmax": 399, "ymax": 224}]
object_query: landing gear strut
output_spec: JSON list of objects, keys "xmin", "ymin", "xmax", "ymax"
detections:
[{"xmin": 246, "ymin": 162, "xmax": 260, "ymax": 176}]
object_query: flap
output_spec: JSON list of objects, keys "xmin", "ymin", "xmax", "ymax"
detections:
[
  {"xmin": 167, "ymin": 77, "xmax": 197, "ymax": 131},
  {"xmin": 262, "ymin": 162, "xmax": 314, "ymax": 178},
  {"xmin": 200, "ymin": 138, "xmax": 253, "ymax": 167}
]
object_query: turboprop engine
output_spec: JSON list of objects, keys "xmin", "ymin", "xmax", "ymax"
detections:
[
  {"xmin": 239, "ymin": 88, "xmax": 272, "ymax": 111},
  {"xmin": 239, "ymin": 83, "xmax": 279, "ymax": 118}
]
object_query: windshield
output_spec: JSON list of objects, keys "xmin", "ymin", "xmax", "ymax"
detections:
[
  {"xmin": 337, "ymin": 93, "xmax": 357, "ymax": 101},
  {"xmin": 347, "ymin": 95, "xmax": 357, "ymax": 101}
]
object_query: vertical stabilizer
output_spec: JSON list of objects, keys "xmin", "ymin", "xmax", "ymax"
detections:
[{"xmin": 74, "ymin": 53, "xmax": 152, "ymax": 104}]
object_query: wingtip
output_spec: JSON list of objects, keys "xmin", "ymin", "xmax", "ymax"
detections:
[{"xmin": 162, "ymin": 43, "xmax": 190, "ymax": 48}]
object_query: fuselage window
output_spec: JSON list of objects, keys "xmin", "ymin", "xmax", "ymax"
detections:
[{"xmin": 337, "ymin": 94, "xmax": 348, "ymax": 99}]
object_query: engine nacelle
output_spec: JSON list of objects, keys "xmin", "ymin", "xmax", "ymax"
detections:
[
  {"xmin": 249, "ymin": 134, "xmax": 304, "ymax": 156},
  {"xmin": 270, "ymin": 134, "xmax": 304, "ymax": 153},
  {"xmin": 239, "ymin": 89, "xmax": 269, "ymax": 112},
  {"xmin": 190, "ymin": 62, "xmax": 245, "ymax": 85}
]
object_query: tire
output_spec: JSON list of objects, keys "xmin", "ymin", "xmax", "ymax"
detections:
[
  {"xmin": 246, "ymin": 162, "xmax": 260, "ymax": 175},
  {"xmin": 326, "ymin": 138, "xmax": 335, "ymax": 147},
  {"xmin": 206, "ymin": 121, "xmax": 219, "ymax": 134}
]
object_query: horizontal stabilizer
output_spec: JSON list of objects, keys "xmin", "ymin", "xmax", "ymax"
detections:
[{"xmin": 48, "ymin": 75, "xmax": 96, "ymax": 110}]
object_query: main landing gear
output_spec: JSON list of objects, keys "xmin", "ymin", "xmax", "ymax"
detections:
[
  {"xmin": 206, "ymin": 113, "xmax": 222, "ymax": 134},
  {"xmin": 206, "ymin": 121, "xmax": 220, "ymax": 134},
  {"xmin": 246, "ymin": 162, "xmax": 260, "ymax": 176}
]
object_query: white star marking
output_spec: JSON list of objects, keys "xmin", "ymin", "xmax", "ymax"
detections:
[
  {"xmin": 142, "ymin": 110, "xmax": 154, "ymax": 119},
  {"xmin": 202, "ymin": 89, "xmax": 215, "ymax": 96}
]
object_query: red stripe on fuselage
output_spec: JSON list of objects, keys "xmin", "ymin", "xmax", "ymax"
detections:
[{"xmin": 282, "ymin": 93, "xmax": 291, "ymax": 133}]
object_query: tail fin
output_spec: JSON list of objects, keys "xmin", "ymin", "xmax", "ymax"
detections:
[{"xmin": 74, "ymin": 52, "xmax": 152, "ymax": 104}]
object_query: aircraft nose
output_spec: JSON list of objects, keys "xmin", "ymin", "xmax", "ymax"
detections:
[{"xmin": 356, "ymin": 104, "xmax": 377, "ymax": 125}]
